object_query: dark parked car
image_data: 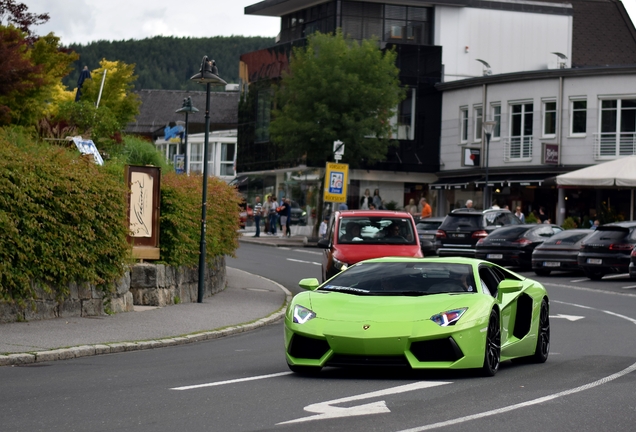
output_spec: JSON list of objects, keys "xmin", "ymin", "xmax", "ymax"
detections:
[
  {"xmin": 629, "ymin": 248, "xmax": 636, "ymax": 280},
  {"xmin": 476, "ymin": 224, "xmax": 563, "ymax": 269},
  {"xmin": 532, "ymin": 229, "xmax": 594, "ymax": 276},
  {"xmin": 415, "ymin": 216, "xmax": 445, "ymax": 256},
  {"xmin": 577, "ymin": 222, "xmax": 636, "ymax": 280},
  {"xmin": 436, "ymin": 209, "xmax": 522, "ymax": 258},
  {"xmin": 289, "ymin": 200, "xmax": 307, "ymax": 225}
]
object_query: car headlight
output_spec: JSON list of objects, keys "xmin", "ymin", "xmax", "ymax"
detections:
[
  {"xmin": 293, "ymin": 305, "xmax": 316, "ymax": 324},
  {"xmin": 430, "ymin": 308, "xmax": 467, "ymax": 327},
  {"xmin": 332, "ymin": 257, "xmax": 348, "ymax": 272},
  {"xmin": 301, "ymin": 211, "xmax": 307, "ymax": 216}
]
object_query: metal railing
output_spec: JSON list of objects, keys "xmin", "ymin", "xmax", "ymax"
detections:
[
  {"xmin": 503, "ymin": 136, "xmax": 533, "ymax": 162},
  {"xmin": 593, "ymin": 132, "xmax": 636, "ymax": 159}
]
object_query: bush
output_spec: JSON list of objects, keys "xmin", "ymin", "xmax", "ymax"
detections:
[
  {"xmin": 562, "ymin": 217, "xmax": 578, "ymax": 229},
  {"xmin": 0, "ymin": 128, "xmax": 130, "ymax": 305},
  {"xmin": 160, "ymin": 172, "xmax": 241, "ymax": 267},
  {"xmin": 526, "ymin": 211, "xmax": 538, "ymax": 223}
]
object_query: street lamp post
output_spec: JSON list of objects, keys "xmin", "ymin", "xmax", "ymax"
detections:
[
  {"xmin": 175, "ymin": 96, "xmax": 199, "ymax": 174},
  {"xmin": 190, "ymin": 56, "xmax": 227, "ymax": 303},
  {"xmin": 482, "ymin": 120, "xmax": 497, "ymax": 209}
]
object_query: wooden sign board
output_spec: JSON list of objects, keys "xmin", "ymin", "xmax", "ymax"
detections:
[{"xmin": 125, "ymin": 165, "xmax": 161, "ymax": 260}]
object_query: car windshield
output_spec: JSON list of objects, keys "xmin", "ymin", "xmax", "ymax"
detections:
[
  {"xmin": 417, "ymin": 221, "xmax": 443, "ymax": 230},
  {"xmin": 441, "ymin": 214, "xmax": 482, "ymax": 230},
  {"xmin": 320, "ymin": 262, "xmax": 477, "ymax": 295},
  {"xmin": 543, "ymin": 230, "xmax": 590, "ymax": 245},
  {"xmin": 338, "ymin": 217, "xmax": 417, "ymax": 245},
  {"xmin": 586, "ymin": 227, "xmax": 630, "ymax": 242}
]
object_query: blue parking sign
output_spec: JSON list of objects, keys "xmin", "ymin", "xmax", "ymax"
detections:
[{"xmin": 329, "ymin": 171, "xmax": 344, "ymax": 194}]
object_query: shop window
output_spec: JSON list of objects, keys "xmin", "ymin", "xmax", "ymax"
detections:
[{"xmin": 543, "ymin": 100, "xmax": 556, "ymax": 137}]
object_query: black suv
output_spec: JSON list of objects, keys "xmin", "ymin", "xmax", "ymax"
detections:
[
  {"xmin": 436, "ymin": 209, "xmax": 522, "ymax": 258},
  {"xmin": 578, "ymin": 221, "xmax": 636, "ymax": 280}
]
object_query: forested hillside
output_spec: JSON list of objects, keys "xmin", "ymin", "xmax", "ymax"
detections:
[{"xmin": 62, "ymin": 36, "xmax": 275, "ymax": 91}]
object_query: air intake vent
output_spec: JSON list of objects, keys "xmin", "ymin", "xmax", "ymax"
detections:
[
  {"xmin": 288, "ymin": 334, "xmax": 330, "ymax": 360},
  {"xmin": 410, "ymin": 337, "xmax": 463, "ymax": 362}
]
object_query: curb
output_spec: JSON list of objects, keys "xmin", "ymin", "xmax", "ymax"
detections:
[{"xmin": 0, "ymin": 270, "xmax": 293, "ymax": 367}]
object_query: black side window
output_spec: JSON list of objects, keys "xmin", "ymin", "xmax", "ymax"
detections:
[{"xmin": 478, "ymin": 266, "xmax": 499, "ymax": 297}]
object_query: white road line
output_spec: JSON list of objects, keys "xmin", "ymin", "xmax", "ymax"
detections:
[
  {"xmin": 543, "ymin": 282, "xmax": 636, "ymax": 298},
  {"xmin": 279, "ymin": 381, "xmax": 451, "ymax": 425},
  {"xmin": 287, "ymin": 258, "xmax": 321, "ymax": 266},
  {"xmin": 292, "ymin": 249, "xmax": 323, "ymax": 256},
  {"xmin": 622, "ymin": 285, "xmax": 636, "ymax": 289},
  {"xmin": 602, "ymin": 273, "xmax": 629, "ymax": 279},
  {"xmin": 170, "ymin": 372, "xmax": 292, "ymax": 391},
  {"xmin": 396, "ymin": 300, "xmax": 636, "ymax": 432},
  {"xmin": 569, "ymin": 278, "xmax": 588, "ymax": 283}
]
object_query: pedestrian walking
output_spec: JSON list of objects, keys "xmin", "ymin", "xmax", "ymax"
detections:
[
  {"xmin": 538, "ymin": 206, "xmax": 548, "ymax": 223},
  {"xmin": 360, "ymin": 189, "xmax": 371, "ymax": 209},
  {"xmin": 465, "ymin": 199, "xmax": 473, "ymax": 209},
  {"xmin": 319, "ymin": 217, "xmax": 329, "ymax": 239},
  {"xmin": 279, "ymin": 198, "xmax": 291, "ymax": 237},
  {"xmin": 421, "ymin": 198, "xmax": 432, "ymax": 219},
  {"xmin": 372, "ymin": 189, "xmax": 382, "ymax": 210},
  {"xmin": 253, "ymin": 196, "xmax": 263, "ymax": 237},
  {"xmin": 262, "ymin": 195, "xmax": 272, "ymax": 234},
  {"xmin": 269, "ymin": 195, "xmax": 279, "ymax": 235},
  {"xmin": 404, "ymin": 198, "xmax": 418, "ymax": 216},
  {"xmin": 339, "ymin": 202, "xmax": 348, "ymax": 210},
  {"xmin": 514, "ymin": 206, "xmax": 525, "ymax": 223}
]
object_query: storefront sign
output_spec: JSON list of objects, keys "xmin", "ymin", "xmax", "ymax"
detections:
[
  {"xmin": 543, "ymin": 143, "xmax": 559, "ymax": 165},
  {"xmin": 462, "ymin": 147, "xmax": 481, "ymax": 167},
  {"xmin": 126, "ymin": 165, "xmax": 161, "ymax": 259}
]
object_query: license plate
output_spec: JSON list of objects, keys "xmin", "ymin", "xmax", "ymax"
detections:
[
  {"xmin": 451, "ymin": 233, "xmax": 466, "ymax": 238},
  {"xmin": 587, "ymin": 258, "xmax": 602, "ymax": 264},
  {"xmin": 488, "ymin": 254, "xmax": 503, "ymax": 259},
  {"xmin": 544, "ymin": 262, "xmax": 560, "ymax": 267}
]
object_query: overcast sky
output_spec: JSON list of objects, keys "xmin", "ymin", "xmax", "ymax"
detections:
[{"xmin": 28, "ymin": 0, "xmax": 636, "ymax": 46}]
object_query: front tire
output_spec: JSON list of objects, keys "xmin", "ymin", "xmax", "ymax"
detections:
[
  {"xmin": 532, "ymin": 299, "xmax": 550, "ymax": 363},
  {"xmin": 481, "ymin": 309, "xmax": 501, "ymax": 377},
  {"xmin": 584, "ymin": 268, "xmax": 605, "ymax": 280},
  {"xmin": 534, "ymin": 269, "xmax": 551, "ymax": 276}
]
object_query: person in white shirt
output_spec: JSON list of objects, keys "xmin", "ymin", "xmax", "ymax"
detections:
[
  {"xmin": 514, "ymin": 206, "xmax": 526, "ymax": 223},
  {"xmin": 319, "ymin": 217, "xmax": 329, "ymax": 239}
]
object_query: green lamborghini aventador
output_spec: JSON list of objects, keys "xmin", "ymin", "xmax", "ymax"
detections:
[{"xmin": 284, "ymin": 257, "xmax": 549, "ymax": 376}]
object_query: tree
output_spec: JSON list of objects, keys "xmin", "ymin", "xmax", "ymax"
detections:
[
  {"xmin": 269, "ymin": 30, "xmax": 404, "ymax": 169},
  {"xmin": 77, "ymin": 59, "xmax": 141, "ymax": 129},
  {"xmin": 0, "ymin": 0, "xmax": 49, "ymax": 43}
]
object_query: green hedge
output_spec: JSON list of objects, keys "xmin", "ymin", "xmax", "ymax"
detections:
[
  {"xmin": 0, "ymin": 128, "xmax": 241, "ymax": 305},
  {"xmin": 160, "ymin": 172, "xmax": 241, "ymax": 267},
  {"xmin": 0, "ymin": 128, "xmax": 130, "ymax": 305}
]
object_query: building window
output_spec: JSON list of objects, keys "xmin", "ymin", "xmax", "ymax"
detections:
[
  {"xmin": 255, "ymin": 89, "xmax": 272, "ymax": 142},
  {"xmin": 543, "ymin": 100, "xmax": 557, "ymax": 137},
  {"xmin": 571, "ymin": 99, "xmax": 586, "ymax": 136},
  {"xmin": 220, "ymin": 143, "xmax": 236, "ymax": 176},
  {"xmin": 474, "ymin": 106, "xmax": 483, "ymax": 142},
  {"xmin": 507, "ymin": 103, "xmax": 533, "ymax": 160},
  {"xmin": 393, "ymin": 88, "xmax": 415, "ymax": 140},
  {"xmin": 598, "ymin": 98, "xmax": 636, "ymax": 157},
  {"xmin": 491, "ymin": 104, "xmax": 501, "ymax": 139},
  {"xmin": 341, "ymin": 1, "xmax": 430, "ymax": 45},
  {"xmin": 460, "ymin": 107, "xmax": 468, "ymax": 143}
]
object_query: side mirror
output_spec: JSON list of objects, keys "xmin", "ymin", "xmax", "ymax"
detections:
[
  {"xmin": 317, "ymin": 238, "xmax": 330, "ymax": 249},
  {"xmin": 298, "ymin": 278, "xmax": 320, "ymax": 291},
  {"xmin": 496, "ymin": 280, "xmax": 522, "ymax": 301}
]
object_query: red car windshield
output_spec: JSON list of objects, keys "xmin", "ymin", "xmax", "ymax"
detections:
[{"xmin": 338, "ymin": 216, "xmax": 417, "ymax": 245}]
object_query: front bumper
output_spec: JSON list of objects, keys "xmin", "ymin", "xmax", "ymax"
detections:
[{"xmin": 284, "ymin": 317, "xmax": 487, "ymax": 370}]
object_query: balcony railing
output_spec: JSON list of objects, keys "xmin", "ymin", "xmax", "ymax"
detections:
[
  {"xmin": 503, "ymin": 136, "xmax": 533, "ymax": 162},
  {"xmin": 593, "ymin": 132, "xmax": 636, "ymax": 160}
]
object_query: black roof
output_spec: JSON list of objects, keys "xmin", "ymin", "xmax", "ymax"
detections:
[{"xmin": 125, "ymin": 89, "xmax": 239, "ymax": 139}]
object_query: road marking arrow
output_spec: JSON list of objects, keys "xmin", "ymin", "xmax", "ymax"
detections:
[
  {"xmin": 550, "ymin": 314, "xmax": 584, "ymax": 321},
  {"xmin": 278, "ymin": 381, "xmax": 451, "ymax": 425}
]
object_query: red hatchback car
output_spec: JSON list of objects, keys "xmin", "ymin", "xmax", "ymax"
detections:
[{"xmin": 318, "ymin": 210, "xmax": 423, "ymax": 282}]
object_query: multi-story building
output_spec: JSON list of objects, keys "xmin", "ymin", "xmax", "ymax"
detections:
[{"xmin": 238, "ymin": 0, "xmax": 636, "ymax": 224}]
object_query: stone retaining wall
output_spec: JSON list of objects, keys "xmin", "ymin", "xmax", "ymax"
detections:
[{"xmin": 0, "ymin": 256, "xmax": 226, "ymax": 323}]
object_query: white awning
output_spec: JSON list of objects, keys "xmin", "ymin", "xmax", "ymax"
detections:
[{"xmin": 556, "ymin": 156, "xmax": 636, "ymax": 187}]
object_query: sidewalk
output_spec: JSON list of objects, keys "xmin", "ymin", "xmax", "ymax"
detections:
[
  {"xmin": 238, "ymin": 224, "xmax": 320, "ymax": 248},
  {"xmin": 0, "ymin": 267, "xmax": 291, "ymax": 366}
]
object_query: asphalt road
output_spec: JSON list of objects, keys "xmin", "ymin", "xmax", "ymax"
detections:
[{"xmin": 1, "ymin": 243, "xmax": 635, "ymax": 431}]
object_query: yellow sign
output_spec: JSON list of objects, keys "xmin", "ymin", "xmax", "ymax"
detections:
[{"xmin": 323, "ymin": 162, "xmax": 349, "ymax": 203}]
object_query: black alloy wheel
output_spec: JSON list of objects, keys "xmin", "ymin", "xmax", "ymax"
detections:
[
  {"xmin": 482, "ymin": 309, "xmax": 501, "ymax": 377},
  {"xmin": 532, "ymin": 299, "xmax": 550, "ymax": 363},
  {"xmin": 584, "ymin": 268, "xmax": 606, "ymax": 281}
]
